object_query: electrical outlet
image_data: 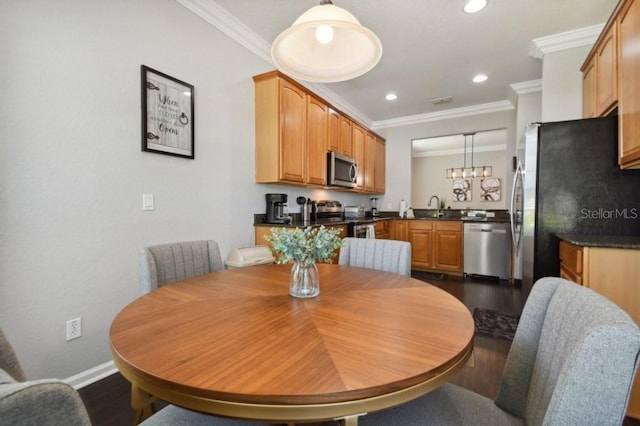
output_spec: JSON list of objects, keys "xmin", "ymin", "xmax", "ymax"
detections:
[{"xmin": 66, "ymin": 317, "xmax": 82, "ymax": 341}]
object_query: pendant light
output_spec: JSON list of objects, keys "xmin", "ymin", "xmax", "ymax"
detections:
[
  {"xmin": 446, "ymin": 133, "xmax": 493, "ymax": 179},
  {"xmin": 271, "ymin": 0, "xmax": 383, "ymax": 83}
]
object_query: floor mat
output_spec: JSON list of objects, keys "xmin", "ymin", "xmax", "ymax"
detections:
[{"xmin": 472, "ymin": 308, "xmax": 520, "ymax": 341}]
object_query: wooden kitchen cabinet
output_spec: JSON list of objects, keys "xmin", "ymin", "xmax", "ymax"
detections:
[
  {"xmin": 558, "ymin": 239, "xmax": 640, "ymax": 417},
  {"xmin": 596, "ymin": 21, "xmax": 617, "ymax": 115},
  {"xmin": 619, "ymin": 0, "xmax": 640, "ymax": 168},
  {"xmin": 582, "ymin": 58, "xmax": 597, "ymax": 118},
  {"xmin": 361, "ymin": 132, "xmax": 386, "ymax": 194},
  {"xmin": 254, "ymin": 72, "xmax": 306, "ymax": 184},
  {"xmin": 583, "ymin": 0, "xmax": 640, "ymax": 168},
  {"xmin": 352, "ymin": 123, "xmax": 366, "ymax": 190},
  {"xmin": 327, "ymin": 107, "xmax": 341, "ymax": 154},
  {"xmin": 374, "ymin": 220, "xmax": 390, "ymax": 239},
  {"xmin": 306, "ymin": 94, "xmax": 328, "ymax": 186},
  {"xmin": 559, "ymin": 240, "xmax": 583, "ymax": 284},
  {"xmin": 329, "ymin": 112, "xmax": 354, "ymax": 157},
  {"xmin": 364, "ymin": 132, "xmax": 376, "ymax": 192},
  {"xmin": 404, "ymin": 220, "xmax": 463, "ymax": 273},
  {"xmin": 434, "ymin": 221, "xmax": 463, "ymax": 272},
  {"xmin": 408, "ymin": 220, "xmax": 434, "ymax": 269},
  {"xmin": 340, "ymin": 115, "xmax": 354, "ymax": 157},
  {"xmin": 389, "ymin": 219, "xmax": 408, "ymax": 241},
  {"xmin": 582, "ymin": 20, "xmax": 617, "ymax": 118},
  {"xmin": 253, "ymin": 70, "xmax": 385, "ymax": 191},
  {"xmin": 374, "ymin": 136, "xmax": 386, "ymax": 193}
]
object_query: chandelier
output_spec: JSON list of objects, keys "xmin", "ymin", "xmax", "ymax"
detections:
[
  {"xmin": 446, "ymin": 132, "xmax": 493, "ymax": 179},
  {"xmin": 271, "ymin": 0, "xmax": 383, "ymax": 83}
]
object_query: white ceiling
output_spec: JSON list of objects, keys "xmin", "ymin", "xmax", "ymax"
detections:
[{"xmin": 206, "ymin": 0, "xmax": 617, "ymax": 125}]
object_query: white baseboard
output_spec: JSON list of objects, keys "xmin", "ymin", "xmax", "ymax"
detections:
[{"xmin": 65, "ymin": 360, "xmax": 117, "ymax": 390}]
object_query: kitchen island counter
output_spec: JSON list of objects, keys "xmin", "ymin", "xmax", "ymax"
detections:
[{"xmin": 556, "ymin": 233, "xmax": 640, "ymax": 250}]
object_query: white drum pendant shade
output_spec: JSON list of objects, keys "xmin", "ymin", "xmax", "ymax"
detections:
[{"xmin": 271, "ymin": 3, "xmax": 383, "ymax": 83}]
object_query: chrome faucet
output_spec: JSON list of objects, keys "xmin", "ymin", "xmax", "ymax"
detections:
[{"xmin": 428, "ymin": 195, "xmax": 440, "ymax": 217}]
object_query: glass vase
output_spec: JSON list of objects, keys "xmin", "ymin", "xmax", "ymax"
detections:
[{"xmin": 290, "ymin": 261, "xmax": 319, "ymax": 298}]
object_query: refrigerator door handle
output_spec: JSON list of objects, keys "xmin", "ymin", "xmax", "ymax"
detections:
[{"xmin": 510, "ymin": 161, "xmax": 523, "ymax": 254}]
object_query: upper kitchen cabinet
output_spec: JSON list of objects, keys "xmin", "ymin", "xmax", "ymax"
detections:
[
  {"xmin": 253, "ymin": 70, "xmax": 386, "ymax": 192},
  {"xmin": 582, "ymin": 20, "xmax": 617, "ymax": 118},
  {"xmin": 354, "ymin": 127, "xmax": 386, "ymax": 194},
  {"xmin": 582, "ymin": 59, "xmax": 597, "ymax": 118},
  {"xmin": 374, "ymin": 135, "xmax": 386, "ymax": 193},
  {"xmin": 619, "ymin": 0, "xmax": 640, "ymax": 168},
  {"xmin": 254, "ymin": 72, "xmax": 306, "ymax": 184},
  {"xmin": 583, "ymin": 0, "xmax": 640, "ymax": 168},
  {"xmin": 340, "ymin": 115, "xmax": 354, "ymax": 157},
  {"xmin": 306, "ymin": 94, "xmax": 328, "ymax": 186},
  {"xmin": 364, "ymin": 131, "xmax": 387, "ymax": 193},
  {"xmin": 327, "ymin": 107, "xmax": 341, "ymax": 154},
  {"xmin": 327, "ymin": 108, "xmax": 354, "ymax": 158},
  {"xmin": 364, "ymin": 131, "xmax": 376, "ymax": 192},
  {"xmin": 352, "ymin": 122, "xmax": 366, "ymax": 191}
]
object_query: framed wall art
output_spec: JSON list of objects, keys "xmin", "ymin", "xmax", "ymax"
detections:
[
  {"xmin": 480, "ymin": 177, "xmax": 501, "ymax": 201},
  {"xmin": 452, "ymin": 179, "xmax": 471, "ymax": 202},
  {"xmin": 141, "ymin": 65, "xmax": 194, "ymax": 159}
]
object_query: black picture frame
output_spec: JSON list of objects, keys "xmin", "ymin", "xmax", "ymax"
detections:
[{"xmin": 141, "ymin": 65, "xmax": 194, "ymax": 159}]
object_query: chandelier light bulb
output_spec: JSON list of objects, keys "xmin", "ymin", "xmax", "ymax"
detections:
[{"xmin": 315, "ymin": 24, "xmax": 334, "ymax": 44}]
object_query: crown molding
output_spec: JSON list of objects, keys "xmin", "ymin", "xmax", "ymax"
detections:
[
  {"xmin": 372, "ymin": 101, "xmax": 514, "ymax": 131},
  {"xmin": 529, "ymin": 24, "xmax": 604, "ymax": 59},
  {"xmin": 510, "ymin": 79, "xmax": 542, "ymax": 95}
]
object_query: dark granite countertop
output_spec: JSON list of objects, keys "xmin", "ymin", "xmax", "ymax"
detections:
[
  {"xmin": 254, "ymin": 216, "xmax": 509, "ymax": 227},
  {"xmin": 556, "ymin": 233, "xmax": 640, "ymax": 250}
]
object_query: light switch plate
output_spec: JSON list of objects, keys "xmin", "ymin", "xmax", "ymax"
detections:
[{"xmin": 142, "ymin": 193, "xmax": 154, "ymax": 211}]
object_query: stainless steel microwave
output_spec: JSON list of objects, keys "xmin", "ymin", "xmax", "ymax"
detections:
[{"xmin": 327, "ymin": 152, "xmax": 357, "ymax": 188}]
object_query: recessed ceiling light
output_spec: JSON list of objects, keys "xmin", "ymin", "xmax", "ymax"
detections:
[
  {"xmin": 464, "ymin": 0, "xmax": 487, "ymax": 14},
  {"xmin": 385, "ymin": 93, "xmax": 398, "ymax": 101},
  {"xmin": 472, "ymin": 74, "xmax": 488, "ymax": 83}
]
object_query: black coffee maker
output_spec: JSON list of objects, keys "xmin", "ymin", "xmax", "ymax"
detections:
[{"xmin": 265, "ymin": 193, "xmax": 290, "ymax": 224}]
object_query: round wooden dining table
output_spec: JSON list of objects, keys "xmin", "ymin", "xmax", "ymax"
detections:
[{"xmin": 110, "ymin": 263, "xmax": 474, "ymax": 425}]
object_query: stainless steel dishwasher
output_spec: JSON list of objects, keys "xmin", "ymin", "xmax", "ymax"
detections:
[{"xmin": 463, "ymin": 221, "xmax": 511, "ymax": 280}]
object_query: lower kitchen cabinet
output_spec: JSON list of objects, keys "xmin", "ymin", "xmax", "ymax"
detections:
[
  {"xmin": 389, "ymin": 219, "xmax": 408, "ymax": 241},
  {"xmin": 374, "ymin": 220, "xmax": 389, "ymax": 239},
  {"xmin": 408, "ymin": 220, "xmax": 433, "ymax": 269},
  {"xmin": 406, "ymin": 220, "xmax": 463, "ymax": 273},
  {"xmin": 434, "ymin": 221, "xmax": 463, "ymax": 272},
  {"xmin": 558, "ymin": 239, "xmax": 640, "ymax": 418}
]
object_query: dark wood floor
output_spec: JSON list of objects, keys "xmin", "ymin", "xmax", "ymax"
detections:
[{"xmin": 78, "ymin": 273, "xmax": 639, "ymax": 425}]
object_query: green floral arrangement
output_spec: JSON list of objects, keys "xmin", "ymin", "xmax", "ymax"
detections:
[{"xmin": 266, "ymin": 226, "xmax": 343, "ymax": 266}]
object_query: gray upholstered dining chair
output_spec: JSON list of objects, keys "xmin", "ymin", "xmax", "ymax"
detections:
[
  {"xmin": 338, "ymin": 237, "xmax": 412, "ymax": 276},
  {"xmin": 0, "ymin": 327, "xmax": 92, "ymax": 426},
  {"xmin": 360, "ymin": 277, "xmax": 640, "ymax": 426},
  {"xmin": 139, "ymin": 240, "xmax": 225, "ymax": 294}
]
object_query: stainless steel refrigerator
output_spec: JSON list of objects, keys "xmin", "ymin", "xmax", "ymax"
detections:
[{"xmin": 510, "ymin": 116, "xmax": 640, "ymax": 298}]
